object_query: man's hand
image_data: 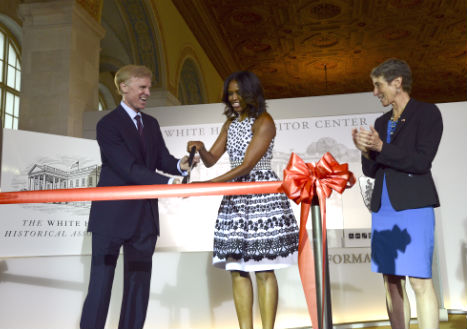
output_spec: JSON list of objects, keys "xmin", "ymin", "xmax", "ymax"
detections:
[
  {"xmin": 171, "ymin": 178, "xmax": 181, "ymax": 184},
  {"xmin": 180, "ymin": 155, "xmax": 199, "ymax": 171},
  {"xmin": 180, "ymin": 155, "xmax": 189, "ymax": 171}
]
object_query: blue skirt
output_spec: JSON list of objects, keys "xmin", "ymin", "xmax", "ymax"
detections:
[{"xmin": 371, "ymin": 176, "xmax": 435, "ymax": 278}]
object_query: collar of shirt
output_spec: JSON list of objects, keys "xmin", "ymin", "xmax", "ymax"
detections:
[{"xmin": 120, "ymin": 101, "xmax": 142, "ymax": 129}]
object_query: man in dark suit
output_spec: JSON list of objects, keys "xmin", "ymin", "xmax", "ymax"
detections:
[{"xmin": 80, "ymin": 65, "xmax": 191, "ymax": 329}]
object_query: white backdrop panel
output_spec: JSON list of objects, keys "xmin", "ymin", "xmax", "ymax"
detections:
[
  {"xmin": 0, "ymin": 113, "xmax": 379, "ymax": 256},
  {"xmin": 0, "ymin": 95, "xmax": 465, "ymax": 328}
]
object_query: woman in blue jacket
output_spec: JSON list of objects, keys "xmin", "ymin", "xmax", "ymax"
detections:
[{"xmin": 352, "ymin": 58, "xmax": 443, "ymax": 329}]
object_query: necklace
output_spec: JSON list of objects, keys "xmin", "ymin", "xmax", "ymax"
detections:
[
  {"xmin": 387, "ymin": 112, "xmax": 399, "ymax": 142},
  {"xmin": 391, "ymin": 100, "xmax": 408, "ymax": 121},
  {"xmin": 388, "ymin": 100, "xmax": 408, "ymax": 141}
]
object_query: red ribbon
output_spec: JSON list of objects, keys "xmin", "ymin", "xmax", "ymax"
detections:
[
  {"xmin": 0, "ymin": 182, "xmax": 283, "ymax": 204},
  {"xmin": 282, "ymin": 152, "xmax": 355, "ymax": 329}
]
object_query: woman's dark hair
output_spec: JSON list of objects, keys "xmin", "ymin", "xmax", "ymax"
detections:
[
  {"xmin": 222, "ymin": 71, "xmax": 267, "ymax": 119},
  {"xmin": 371, "ymin": 58, "xmax": 413, "ymax": 94}
]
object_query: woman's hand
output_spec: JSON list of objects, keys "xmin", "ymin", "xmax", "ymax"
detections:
[
  {"xmin": 186, "ymin": 122, "xmax": 229, "ymax": 169},
  {"xmin": 187, "ymin": 141, "xmax": 205, "ymax": 153},
  {"xmin": 352, "ymin": 127, "xmax": 368, "ymax": 153},
  {"xmin": 358, "ymin": 126, "xmax": 383, "ymax": 152}
]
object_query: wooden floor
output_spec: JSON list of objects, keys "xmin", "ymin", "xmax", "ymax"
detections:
[
  {"xmin": 295, "ymin": 314, "xmax": 467, "ymax": 329},
  {"xmin": 357, "ymin": 314, "xmax": 466, "ymax": 329}
]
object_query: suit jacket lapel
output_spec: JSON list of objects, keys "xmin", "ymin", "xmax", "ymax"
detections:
[
  {"xmin": 380, "ymin": 111, "xmax": 391, "ymax": 144},
  {"xmin": 116, "ymin": 106, "xmax": 146, "ymax": 161},
  {"xmin": 389, "ymin": 98, "xmax": 415, "ymax": 142},
  {"xmin": 141, "ymin": 113, "xmax": 153, "ymax": 167}
]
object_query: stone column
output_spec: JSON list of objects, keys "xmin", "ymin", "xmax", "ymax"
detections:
[
  {"xmin": 146, "ymin": 88, "xmax": 181, "ymax": 107},
  {"xmin": 19, "ymin": 0, "xmax": 105, "ymax": 137}
]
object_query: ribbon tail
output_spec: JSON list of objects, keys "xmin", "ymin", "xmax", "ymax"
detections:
[
  {"xmin": 316, "ymin": 186, "xmax": 328, "ymax": 329},
  {"xmin": 298, "ymin": 201, "xmax": 318, "ymax": 329}
]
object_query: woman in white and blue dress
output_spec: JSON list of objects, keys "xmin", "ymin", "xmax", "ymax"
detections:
[
  {"xmin": 352, "ymin": 58, "xmax": 443, "ymax": 329},
  {"xmin": 187, "ymin": 71, "xmax": 299, "ymax": 329}
]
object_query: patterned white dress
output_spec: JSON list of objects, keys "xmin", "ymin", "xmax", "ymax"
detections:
[{"xmin": 213, "ymin": 116, "xmax": 300, "ymax": 271}]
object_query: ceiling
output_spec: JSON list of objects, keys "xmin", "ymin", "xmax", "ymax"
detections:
[{"xmin": 173, "ymin": 0, "xmax": 467, "ymax": 104}]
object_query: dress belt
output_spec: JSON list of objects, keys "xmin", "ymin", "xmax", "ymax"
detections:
[{"xmin": 231, "ymin": 159, "xmax": 272, "ymax": 170}]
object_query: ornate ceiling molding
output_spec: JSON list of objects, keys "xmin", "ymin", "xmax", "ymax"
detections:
[
  {"xmin": 172, "ymin": 0, "xmax": 239, "ymax": 77},
  {"xmin": 172, "ymin": 0, "xmax": 466, "ymax": 103}
]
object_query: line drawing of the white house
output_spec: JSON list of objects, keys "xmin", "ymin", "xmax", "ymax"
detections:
[
  {"xmin": 26, "ymin": 162, "xmax": 101, "ymax": 208},
  {"xmin": 27, "ymin": 162, "xmax": 101, "ymax": 191}
]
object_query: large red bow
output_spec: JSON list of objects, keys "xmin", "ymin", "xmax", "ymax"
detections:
[{"xmin": 282, "ymin": 152, "xmax": 355, "ymax": 329}]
